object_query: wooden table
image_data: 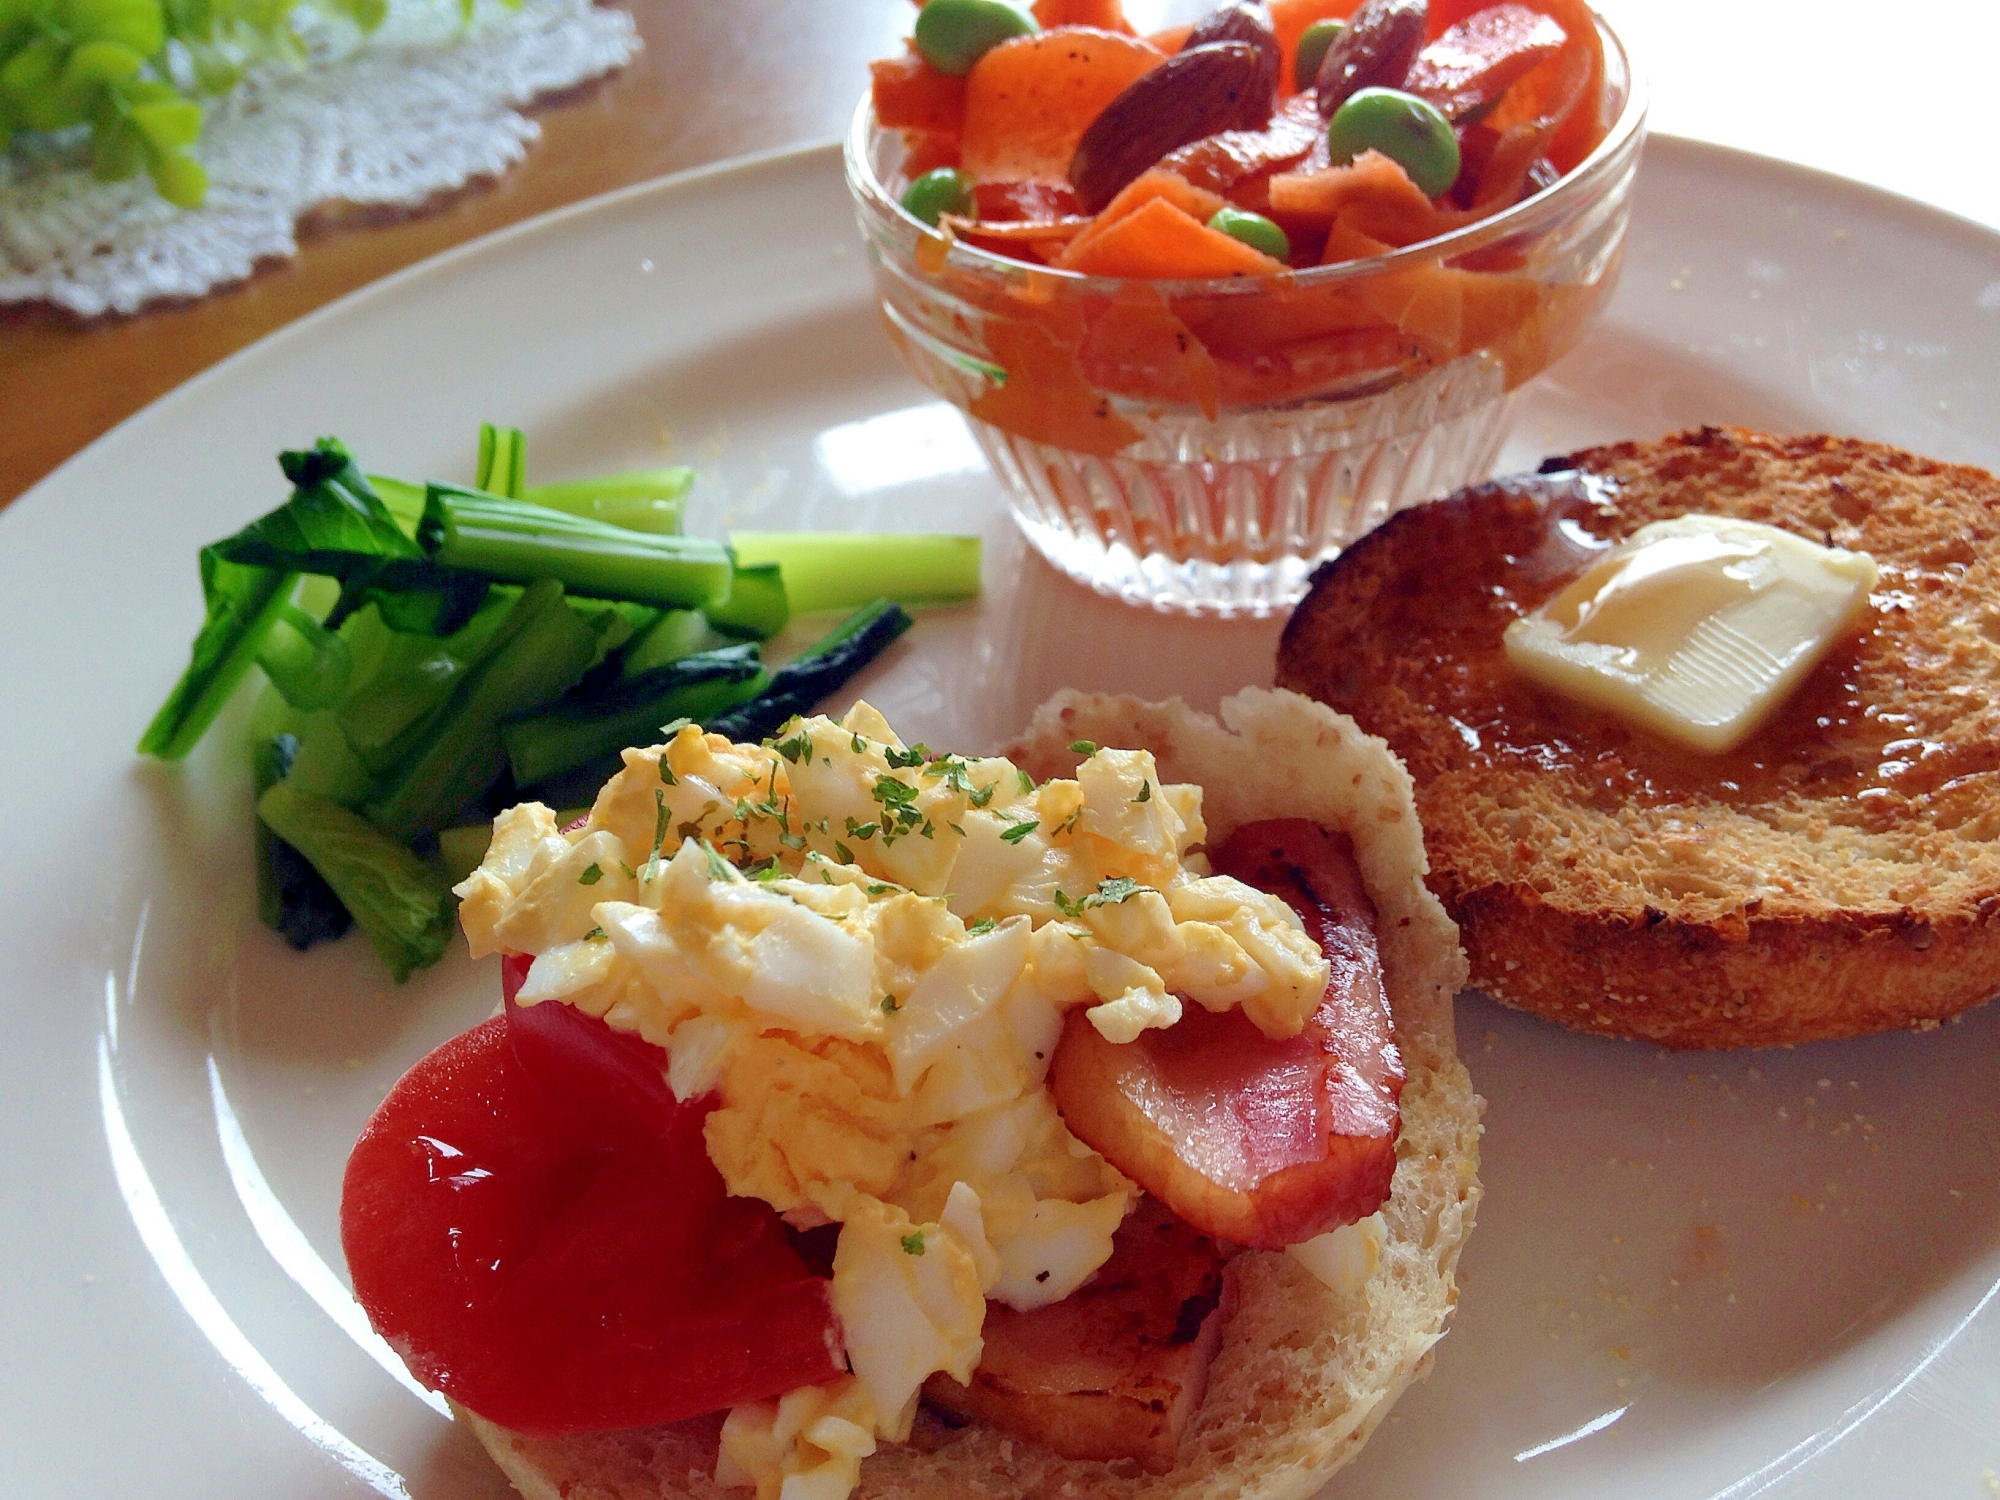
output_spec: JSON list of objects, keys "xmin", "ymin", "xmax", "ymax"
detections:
[{"xmin": 0, "ymin": 0, "xmax": 910, "ymax": 507}]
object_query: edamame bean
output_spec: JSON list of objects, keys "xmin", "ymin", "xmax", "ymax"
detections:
[
  {"xmin": 1325, "ymin": 86, "xmax": 1460, "ymax": 198},
  {"xmin": 1208, "ymin": 206, "xmax": 1291, "ymax": 262},
  {"xmin": 913, "ymin": 0, "xmax": 1037, "ymax": 78},
  {"xmin": 900, "ymin": 166, "xmax": 975, "ymax": 227},
  {"xmin": 1293, "ymin": 18, "xmax": 1344, "ymax": 92}
]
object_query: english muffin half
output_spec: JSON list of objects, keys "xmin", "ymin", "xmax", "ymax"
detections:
[
  {"xmin": 1279, "ymin": 427, "xmax": 2000, "ymax": 1047},
  {"xmin": 456, "ymin": 689, "xmax": 1480, "ymax": 1500}
]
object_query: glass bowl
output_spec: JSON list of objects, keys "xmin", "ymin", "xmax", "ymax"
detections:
[{"xmin": 843, "ymin": 12, "xmax": 1646, "ymax": 618}]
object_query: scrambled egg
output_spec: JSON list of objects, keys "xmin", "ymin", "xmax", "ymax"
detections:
[{"xmin": 456, "ymin": 703, "xmax": 1330, "ymax": 1496}]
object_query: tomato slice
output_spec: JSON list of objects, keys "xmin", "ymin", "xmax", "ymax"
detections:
[
  {"xmin": 500, "ymin": 952, "xmax": 681, "ymax": 1151},
  {"xmin": 341, "ymin": 964, "xmax": 843, "ymax": 1436},
  {"xmin": 1051, "ymin": 819, "xmax": 1405, "ymax": 1248}
]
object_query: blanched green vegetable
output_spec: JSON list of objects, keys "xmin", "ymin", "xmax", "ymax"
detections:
[
  {"xmin": 437, "ymin": 823, "xmax": 496, "ymax": 888},
  {"xmin": 257, "ymin": 780, "xmax": 455, "ymax": 982},
  {"xmin": 142, "ymin": 426, "xmax": 978, "ymax": 983},
  {"xmin": 217, "ymin": 441, "xmax": 427, "ymax": 578},
  {"xmin": 196, "ymin": 439, "xmax": 477, "ymax": 637},
  {"xmin": 525, "ymin": 470, "xmax": 693, "ymax": 535},
  {"xmin": 364, "ymin": 578, "xmax": 603, "ymax": 841},
  {"xmin": 619, "ymin": 608, "xmax": 728, "ymax": 678},
  {"xmin": 254, "ymin": 733, "xmax": 352, "ymax": 950},
  {"xmin": 706, "ymin": 600, "xmax": 913, "ymax": 744},
  {"xmin": 256, "ymin": 603, "xmax": 354, "ymax": 711},
  {"xmin": 502, "ymin": 643, "xmax": 769, "ymax": 789},
  {"xmin": 418, "ymin": 485, "xmax": 733, "ymax": 610},
  {"xmin": 136, "ymin": 553, "xmax": 297, "ymax": 760},
  {"xmin": 728, "ymin": 533, "xmax": 980, "ymax": 614},
  {"xmin": 476, "ymin": 422, "xmax": 527, "ymax": 499},
  {"xmin": 478, "ymin": 423, "xmax": 694, "ymax": 535},
  {"xmin": 706, "ymin": 562, "xmax": 789, "ymax": 639}
]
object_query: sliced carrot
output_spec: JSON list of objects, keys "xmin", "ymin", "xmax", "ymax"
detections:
[
  {"xmin": 956, "ymin": 232, "xmax": 1081, "ymax": 265},
  {"xmin": 1269, "ymin": 0, "xmax": 1363, "ymax": 95},
  {"xmin": 952, "ymin": 215, "xmax": 1095, "ymax": 248},
  {"xmin": 1160, "ymin": 92, "xmax": 1322, "ymax": 195},
  {"xmin": 1196, "ymin": 282, "xmax": 1384, "ymax": 352},
  {"xmin": 1058, "ymin": 197, "xmax": 1287, "ymax": 280},
  {"xmin": 1032, "ymin": 0, "xmax": 1135, "ymax": 35},
  {"xmin": 1321, "ymin": 217, "xmax": 1395, "ymax": 263},
  {"xmin": 1340, "ymin": 246, "xmax": 1541, "ymax": 362},
  {"xmin": 1003, "ymin": 270, "xmax": 1088, "ymax": 334},
  {"xmin": 1461, "ymin": 36, "xmax": 1590, "ymax": 207},
  {"xmin": 1438, "ymin": 268, "xmax": 1540, "ymax": 351},
  {"xmin": 1340, "ymin": 193, "xmax": 1482, "ymax": 248},
  {"xmin": 915, "ymin": 225, "xmax": 954, "ymax": 275},
  {"xmin": 1212, "ymin": 324, "xmax": 1426, "ymax": 406},
  {"xmin": 1488, "ymin": 272, "xmax": 1604, "ymax": 383},
  {"xmin": 901, "ymin": 129, "xmax": 961, "ymax": 176},
  {"xmin": 1096, "ymin": 168, "xmax": 1228, "ymax": 225},
  {"xmin": 1224, "ymin": 174, "xmax": 1279, "ymax": 217},
  {"xmin": 961, "ymin": 28, "xmax": 1165, "ymax": 184},
  {"xmin": 1056, "ymin": 169, "xmax": 1226, "ymax": 268},
  {"xmin": 871, "ymin": 50, "xmax": 967, "ymax": 134},
  {"xmin": 1406, "ymin": 4, "xmax": 1566, "ymax": 123},
  {"xmin": 1471, "ymin": 116, "xmax": 1549, "ymax": 207},
  {"xmin": 967, "ymin": 315, "xmax": 1143, "ymax": 454},
  {"xmin": 1269, "ymin": 150, "xmax": 1434, "ymax": 228},
  {"xmin": 1077, "ymin": 282, "xmax": 1222, "ymax": 418},
  {"xmin": 1147, "ymin": 22, "xmax": 1192, "ymax": 53},
  {"xmin": 975, "ymin": 179, "xmax": 1083, "ymax": 222},
  {"xmin": 1437, "ymin": 0, "xmax": 1607, "ymax": 171}
]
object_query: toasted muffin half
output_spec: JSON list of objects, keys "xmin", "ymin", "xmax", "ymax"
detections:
[
  {"xmin": 1278, "ymin": 426, "xmax": 2000, "ymax": 1048},
  {"xmin": 458, "ymin": 688, "xmax": 1480, "ymax": 1500}
]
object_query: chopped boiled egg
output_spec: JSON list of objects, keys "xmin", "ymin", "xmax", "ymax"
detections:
[
  {"xmin": 717, "ymin": 1375, "xmax": 880, "ymax": 1500},
  {"xmin": 1287, "ymin": 1211, "xmax": 1387, "ymax": 1297},
  {"xmin": 830, "ymin": 1197, "xmax": 985, "ymax": 1441},
  {"xmin": 988, "ymin": 1191, "xmax": 1134, "ymax": 1311},
  {"xmin": 451, "ymin": 705, "xmax": 1332, "ymax": 1498}
]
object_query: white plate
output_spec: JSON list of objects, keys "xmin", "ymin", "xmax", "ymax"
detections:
[{"xmin": 3, "ymin": 138, "xmax": 1998, "ymax": 1499}]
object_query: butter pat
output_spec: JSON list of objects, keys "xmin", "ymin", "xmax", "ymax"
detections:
[{"xmin": 1503, "ymin": 516, "xmax": 1878, "ymax": 754}]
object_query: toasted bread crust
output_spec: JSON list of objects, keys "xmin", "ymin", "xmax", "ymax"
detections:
[
  {"xmin": 1278, "ymin": 427, "xmax": 2000, "ymax": 1047},
  {"xmin": 459, "ymin": 689, "xmax": 1481, "ymax": 1500}
]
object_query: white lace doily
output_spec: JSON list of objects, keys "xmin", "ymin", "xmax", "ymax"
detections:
[{"xmin": 0, "ymin": 0, "xmax": 639, "ymax": 317}]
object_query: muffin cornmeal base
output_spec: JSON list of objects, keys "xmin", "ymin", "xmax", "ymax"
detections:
[
  {"xmin": 458, "ymin": 690, "xmax": 1481, "ymax": 1500},
  {"xmin": 1278, "ymin": 427, "xmax": 2000, "ymax": 1049}
]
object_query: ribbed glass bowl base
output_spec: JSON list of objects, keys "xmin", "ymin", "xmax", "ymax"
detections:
[{"xmin": 969, "ymin": 354, "xmax": 1519, "ymax": 618}]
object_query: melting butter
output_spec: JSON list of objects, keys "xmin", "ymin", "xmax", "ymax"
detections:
[{"xmin": 1503, "ymin": 516, "xmax": 1878, "ymax": 754}]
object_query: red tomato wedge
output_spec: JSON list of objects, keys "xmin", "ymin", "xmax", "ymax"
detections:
[
  {"xmin": 340, "ymin": 958, "xmax": 842, "ymax": 1435},
  {"xmin": 1050, "ymin": 820, "xmax": 1404, "ymax": 1249}
]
